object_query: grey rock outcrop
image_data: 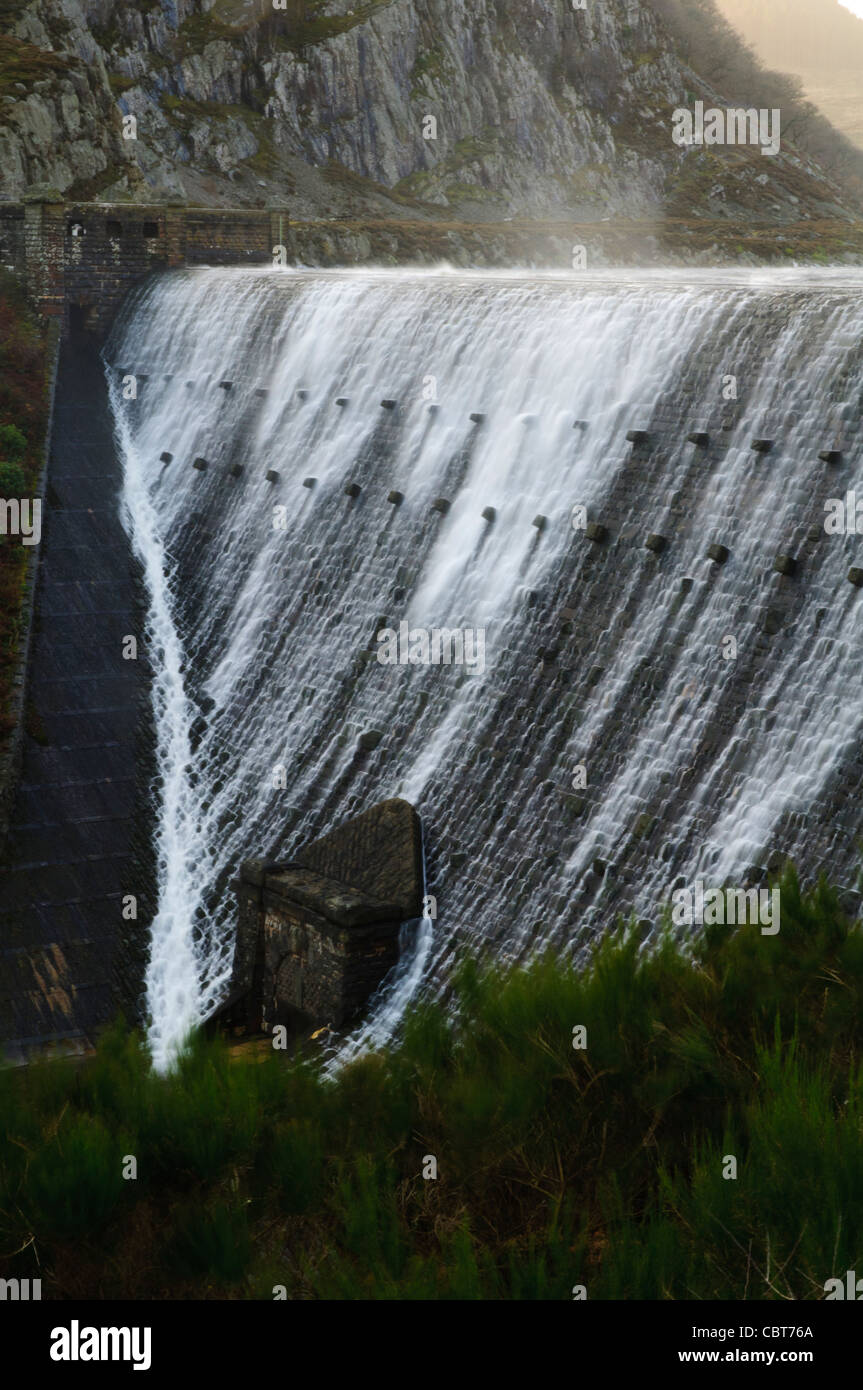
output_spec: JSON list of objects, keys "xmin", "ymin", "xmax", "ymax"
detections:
[{"xmin": 1, "ymin": 0, "xmax": 860, "ymax": 244}]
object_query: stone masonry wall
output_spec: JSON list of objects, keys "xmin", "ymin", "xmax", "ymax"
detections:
[
  {"xmin": 0, "ymin": 205, "xmax": 27, "ymax": 279},
  {"xmin": 232, "ymin": 800, "xmax": 423, "ymax": 1036},
  {"xmin": 261, "ymin": 896, "xmax": 400, "ymax": 1033},
  {"xmin": 234, "ymin": 864, "xmax": 402, "ymax": 1034},
  {"xmin": 6, "ymin": 201, "xmax": 289, "ymax": 340}
]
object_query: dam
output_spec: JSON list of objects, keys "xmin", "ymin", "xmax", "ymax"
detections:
[{"xmin": 82, "ymin": 264, "xmax": 863, "ymax": 1069}]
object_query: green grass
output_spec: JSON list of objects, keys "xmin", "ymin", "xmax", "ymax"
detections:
[
  {"xmin": 0, "ymin": 35, "xmax": 70, "ymax": 92},
  {"xmin": 410, "ymin": 43, "xmax": 448, "ymax": 98},
  {"xmin": 263, "ymin": 0, "xmax": 395, "ymax": 55},
  {"xmin": 107, "ymin": 73, "xmax": 137, "ymax": 95},
  {"xmin": 0, "ymin": 866, "xmax": 861, "ymax": 1299},
  {"xmin": 173, "ymin": 11, "xmax": 242, "ymax": 58}
]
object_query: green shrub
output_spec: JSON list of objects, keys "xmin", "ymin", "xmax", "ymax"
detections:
[
  {"xmin": 0, "ymin": 424, "xmax": 26, "ymax": 461},
  {"xmin": 267, "ymin": 1119, "xmax": 325, "ymax": 1214},
  {"xmin": 164, "ymin": 1201, "xmax": 251, "ymax": 1283},
  {"xmin": 0, "ymin": 865, "xmax": 861, "ymax": 1299},
  {"xmin": 20, "ymin": 1113, "xmax": 127, "ymax": 1239},
  {"xmin": 0, "ymin": 461, "xmax": 26, "ymax": 497},
  {"xmin": 141, "ymin": 1032, "xmax": 261, "ymax": 1182}
]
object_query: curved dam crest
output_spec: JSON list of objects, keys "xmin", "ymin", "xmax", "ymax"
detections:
[{"xmin": 105, "ymin": 266, "xmax": 863, "ymax": 1068}]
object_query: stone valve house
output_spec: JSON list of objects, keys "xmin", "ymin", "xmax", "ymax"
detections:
[{"xmin": 231, "ymin": 798, "xmax": 425, "ymax": 1036}]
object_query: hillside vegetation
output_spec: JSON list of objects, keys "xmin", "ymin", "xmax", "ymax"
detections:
[
  {"xmin": 651, "ymin": 0, "xmax": 863, "ymax": 193},
  {"xmin": 1, "ymin": 866, "xmax": 861, "ymax": 1299}
]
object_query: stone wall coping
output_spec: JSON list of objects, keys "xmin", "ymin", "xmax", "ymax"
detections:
[
  {"xmin": 238, "ymin": 857, "xmax": 281, "ymax": 889},
  {"xmin": 264, "ymin": 864, "xmax": 404, "ymax": 928},
  {"xmin": 1, "ymin": 201, "xmax": 291, "ymax": 214},
  {"xmin": 293, "ymin": 795, "xmax": 424, "ymax": 919}
]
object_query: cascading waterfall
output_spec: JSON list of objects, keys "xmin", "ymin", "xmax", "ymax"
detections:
[{"xmin": 105, "ymin": 266, "xmax": 863, "ymax": 1070}]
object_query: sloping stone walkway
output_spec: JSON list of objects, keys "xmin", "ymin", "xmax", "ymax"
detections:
[{"xmin": 0, "ymin": 336, "xmax": 149, "ymax": 1063}]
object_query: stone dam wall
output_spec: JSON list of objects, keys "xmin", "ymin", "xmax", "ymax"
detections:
[
  {"xmin": 0, "ymin": 203, "xmax": 297, "ymax": 1060},
  {"xmin": 4, "ymin": 214, "xmax": 863, "ymax": 1057},
  {"xmin": 143, "ymin": 278, "xmax": 863, "ymax": 959}
]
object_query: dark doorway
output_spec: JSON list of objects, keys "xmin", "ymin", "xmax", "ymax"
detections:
[{"xmin": 69, "ymin": 303, "xmax": 96, "ymax": 338}]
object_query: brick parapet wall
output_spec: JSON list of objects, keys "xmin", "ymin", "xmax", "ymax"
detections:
[{"xmin": 4, "ymin": 201, "xmax": 289, "ymax": 340}]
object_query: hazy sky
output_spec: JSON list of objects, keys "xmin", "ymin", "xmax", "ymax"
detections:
[{"xmin": 716, "ymin": 0, "xmax": 863, "ymax": 147}]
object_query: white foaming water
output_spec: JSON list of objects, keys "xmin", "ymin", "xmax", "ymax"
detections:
[{"xmin": 105, "ymin": 267, "xmax": 863, "ymax": 1069}]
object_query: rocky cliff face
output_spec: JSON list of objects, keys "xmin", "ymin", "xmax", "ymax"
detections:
[{"xmin": 0, "ymin": 0, "xmax": 860, "ymax": 235}]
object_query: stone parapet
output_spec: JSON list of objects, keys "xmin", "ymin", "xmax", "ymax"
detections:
[{"xmin": 2, "ymin": 201, "xmax": 288, "ymax": 340}]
